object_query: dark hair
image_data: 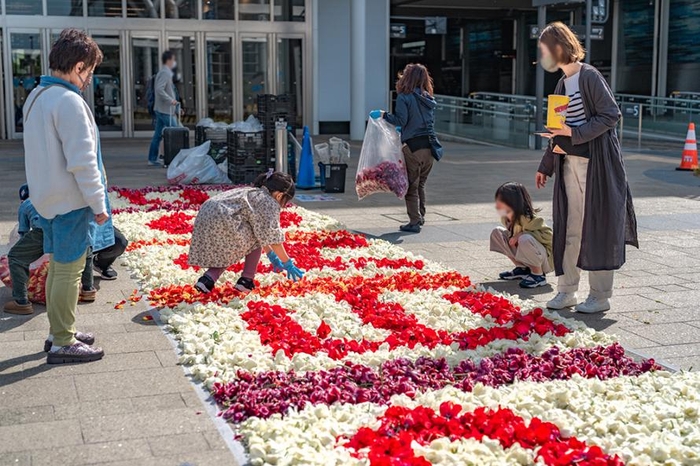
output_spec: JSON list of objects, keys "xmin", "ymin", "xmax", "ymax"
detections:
[
  {"xmin": 495, "ymin": 182, "xmax": 540, "ymax": 221},
  {"xmin": 253, "ymin": 171, "xmax": 296, "ymax": 205},
  {"xmin": 396, "ymin": 63, "xmax": 434, "ymax": 96},
  {"xmin": 162, "ymin": 50, "xmax": 175, "ymax": 64},
  {"xmin": 49, "ymin": 28, "xmax": 103, "ymax": 73},
  {"xmin": 19, "ymin": 184, "xmax": 29, "ymax": 201},
  {"xmin": 539, "ymin": 22, "xmax": 586, "ymax": 65}
]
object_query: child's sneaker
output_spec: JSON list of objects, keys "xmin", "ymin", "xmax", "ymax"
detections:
[
  {"xmin": 499, "ymin": 267, "xmax": 530, "ymax": 280},
  {"xmin": 195, "ymin": 274, "xmax": 216, "ymax": 294},
  {"xmin": 235, "ymin": 277, "xmax": 255, "ymax": 293},
  {"xmin": 519, "ymin": 273, "xmax": 547, "ymax": 289}
]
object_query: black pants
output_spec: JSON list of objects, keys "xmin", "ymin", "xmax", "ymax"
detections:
[
  {"xmin": 83, "ymin": 227, "xmax": 128, "ymax": 288},
  {"xmin": 94, "ymin": 227, "xmax": 128, "ymax": 270}
]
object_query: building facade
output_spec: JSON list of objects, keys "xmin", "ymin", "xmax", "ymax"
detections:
[{"xmin": 0, "ymin": 0, "xmax": 390, "ymax": 140}]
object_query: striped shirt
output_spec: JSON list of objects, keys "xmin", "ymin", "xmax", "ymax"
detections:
[{"xmin": 564, "ymin": 72, "xmax": 586, "ymax": 127}]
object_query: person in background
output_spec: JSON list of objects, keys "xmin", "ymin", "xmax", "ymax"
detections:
[
  {"xmin": 490, "ymin": 182, "xmax": 553, "ymax": 289},
  {"xmin": 147, "ymin": 50, "xmax": 179, "ymax": 167},
  {"xmin": 370, "ymin": 63, "xmax": 442, "ymax": 233},
  {"xmin": 535, "ymin": 22, "xmax": 638, "ymax": 314},
  {"xmin": 23, "ymin": 28, "xmax": 109, "ymax": 364},
  {"xmin": 189, "ymin": 171, "xmax": 304, "ymax": 294},
  {"xmin": 4, "ymin": 186, "xmax": 99, "ymax": 316}
]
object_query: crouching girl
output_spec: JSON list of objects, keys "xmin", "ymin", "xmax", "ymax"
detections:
[
  {"xmin": 189, "ymin": 170, "xmax": 304, "ymax": 294},
  {"xmin": 490, "ymin": 182, "xmax": 553, "ymax": 289}
]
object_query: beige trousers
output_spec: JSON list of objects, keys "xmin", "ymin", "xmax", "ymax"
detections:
[
  {"xmin": 559, "ymin": 156, "xmax": 614, "ymax": 299},
  {"xmin": 490, "ymin": 227, "xmax": 552, "ymax": 274}
]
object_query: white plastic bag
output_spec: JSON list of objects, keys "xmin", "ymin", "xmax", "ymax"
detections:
[
  {"xmin": 355, "ymin": 117, "xmax": 408, "ymax": 200},
  {"xmin": 228, "ymin": 115, "xmax": 264, "ymax": 133},
  {"xmin": 329, "ymin": 137, "xmax": 351, "ymax": 163},
  {"xmin": 315, "ymin": 143, "xmax": 330, "ymax": 164},
  {"xmin": 167, "ymin": 141, "xmax": 231, "ymax": 185}
]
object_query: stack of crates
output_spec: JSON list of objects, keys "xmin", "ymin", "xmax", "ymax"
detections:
[
  {"xmin": 226, "ymin": 130, "xmax": 269, "ymax": 185},
  {"xmin": 194, "ymin": 124, "xmax": 228, "ymax": 163},
  {"xmin": 257, "ymin": 94, "xmax": 298, "ymax": 178}
]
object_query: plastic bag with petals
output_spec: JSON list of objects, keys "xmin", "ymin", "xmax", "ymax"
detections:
[{"xmin": 356, "ymin": 117, "xmax": 408, "ymax": 200}]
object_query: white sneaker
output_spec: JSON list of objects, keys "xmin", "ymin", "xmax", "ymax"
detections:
[
  {"xmin": 546, "ymin": 292, "xmax": 578, "ymax": 310},
  {"xmin": 575, "ymin": 296, "xmax": 611, "ymax": 314}
]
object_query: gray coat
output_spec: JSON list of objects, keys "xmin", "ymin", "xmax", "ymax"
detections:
[
  {"xmin": 538, "ymin": 64, "xmax": 638, "ymax": 275},
  {"xmin": 154, "ymin": 66, "xmax": 176, "ymax": 115}
]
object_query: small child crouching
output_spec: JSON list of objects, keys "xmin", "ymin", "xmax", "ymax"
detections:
[{"xmin": 490, "ymin": 182, "xmax": 553, "ymax": 289}]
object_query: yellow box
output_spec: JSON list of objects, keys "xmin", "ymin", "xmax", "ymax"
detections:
[{"xmin": 547, "ymin": 95, "xmax": 570, "ymax": 129}]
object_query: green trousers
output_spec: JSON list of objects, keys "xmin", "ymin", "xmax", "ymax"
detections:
[{"xmin": 46, "ymin": 252, "xmax": 86, "ymax": 347}]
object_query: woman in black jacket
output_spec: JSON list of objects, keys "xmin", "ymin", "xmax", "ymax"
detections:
[
  {"xmin": 371, "ymin": 64, "xmax": 441, "ymax": 233},
  {"xmin": 535, "ymin": 22, "xmax": 638, "ymax": 314}
]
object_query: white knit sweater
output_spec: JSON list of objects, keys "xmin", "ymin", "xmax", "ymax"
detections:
[{"xmin": 23, "ymin": 84, "xmax": 106, "ymax": 220}]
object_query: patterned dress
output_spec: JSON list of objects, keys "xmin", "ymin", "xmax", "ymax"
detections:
[{"xmin": 188, "ymin": 187, "xmax": 284, "ymax": 268}]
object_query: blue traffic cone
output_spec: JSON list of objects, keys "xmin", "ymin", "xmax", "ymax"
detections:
[{"xmin": 296, "ymin": 126, "xmax": 316, "ymax": 189}]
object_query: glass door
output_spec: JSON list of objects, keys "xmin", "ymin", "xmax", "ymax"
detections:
[
  {"xmin": 275, "ymin": 36, "xmax": 303, "ymax": 127},
  {"xmin": 205, "ymin": 36, "xmax": 234, "ymax": 122},
  {"xmin": 9, "ymin": 31, "xmax": 42, "ymax": 135},
  {"xmin": 131, "ymin": 34, "xmax": 161, "ymax": 132},
  {"xmin": 91, "ymin": 34, "xmax": 123, "ymax": 133},
  {"xmin": 241, "ymin": 36, "xmax": 268, "ymax": 118},
  {"xmin": 0, "ymin": 30, "xmax": 5, "ymax": 139},
  {"xmin": 168, "ymin": 34, "xmax": 198, "ymax": 128}
]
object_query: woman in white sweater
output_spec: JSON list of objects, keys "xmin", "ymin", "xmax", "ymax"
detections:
[{"xmin": 23, "ymin": 29, "xmax": 108, "ymax": 364}]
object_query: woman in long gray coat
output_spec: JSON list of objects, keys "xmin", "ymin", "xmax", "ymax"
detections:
[{"xmin": 535, "ymin": 22, "xmax": 638, "ymax": 314}]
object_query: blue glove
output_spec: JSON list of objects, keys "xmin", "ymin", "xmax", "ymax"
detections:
[
  {"xmin": 266, "ymin": 251, "xmax": 284, "ymax": 273},
  {"xmin": 369, "ymin": 109, "xmax": 382, "ymax": 120},
  {"xmin": 395, "ymin": 126, "xmax": 401, "ymax": 133},
  {"xmin": 282, "ymin": 259, "xmax": 305, "ymax": 282}
]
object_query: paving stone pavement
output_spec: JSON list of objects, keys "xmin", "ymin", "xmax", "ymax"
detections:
[{"xmin": 0, "ymin": 137, "xmax": 699, "ymax": 464}]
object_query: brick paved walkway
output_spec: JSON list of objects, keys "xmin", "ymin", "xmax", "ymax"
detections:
[{"xmin": 0, "ymin": 137, "xmax": 698, "ymax": 464}]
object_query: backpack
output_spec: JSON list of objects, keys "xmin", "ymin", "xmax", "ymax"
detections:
[{"xmin": 146, "ymin": 74, "xmax": 156, "ymax": 116}]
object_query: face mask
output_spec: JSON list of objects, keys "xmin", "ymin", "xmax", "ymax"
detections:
[
  {"xmin": 171, "ymin": 61, "xmax": 177, "ymax": 70},
  {"xmin": 497, "ymin": 209, "xmax": 510, "ymax": 219},
  {"xmin": 540, "ymin": 54, "xmax": 559, "ymax": 73},
  {"xmin": 76, "ymin": 70, "xmax": 93, "ymax": 91}
]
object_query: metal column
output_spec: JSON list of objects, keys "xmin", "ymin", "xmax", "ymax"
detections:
[
  {"xmin": 535, "ymin": 6, "xmax": 546, "ymax": 150},
  {"xmin": 350, "ymin": 0, "xmax": 367, "ymax": 141},
  {"xmin": 585, "ymin": 0, "xmax": 592, "ymax": 63}
]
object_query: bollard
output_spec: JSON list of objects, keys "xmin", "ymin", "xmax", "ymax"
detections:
[{"xmin": 275, "ymin": 120, "xmax": 288, "ymax": 174}]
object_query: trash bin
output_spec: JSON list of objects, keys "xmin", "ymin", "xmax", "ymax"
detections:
[{"xmin": 318, "ymin": 162, "xmax": 348, "ymax": 193}]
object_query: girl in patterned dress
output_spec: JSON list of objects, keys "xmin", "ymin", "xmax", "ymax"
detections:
[{"xmin": 189, "ymin": 171, "xmax": 305, "ymax": 293}]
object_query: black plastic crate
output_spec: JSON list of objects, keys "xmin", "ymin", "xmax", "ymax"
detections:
[
  {"xmin": 257, "ymin": 94, "xmax": 296, "ymax": 115},
  {"xmin": 228, "ymin": 149, "xmax": 269, "ymax": 167},
  {"xmin": 228, "ymin": 130, "xmax": 265, "ymax": 151},
  {"xmin": 228, "ymin": 164, "xmax": 268, "ymax": 185}
]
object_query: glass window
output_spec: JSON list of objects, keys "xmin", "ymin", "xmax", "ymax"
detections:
[
  {"xmin": 92, "ymin": 35, "xmax": 123, "ymax": 132},
  {"xmin": 132, "ymin": 37, "xmax": 160, "ymax": 131},
  {"xmin": 616, "ymin": 0, "xmax": 654, "ymax": 94},
  {"xmin": 203, "ymin": 0, "xmax": 234, "ymax": 20},
  {"xmin": 166, "ymin": 0, "xmax": 197, "ymax": 18},
  {"xmin": 274, "ymin": 0, "xmax": 304, "ymax": 22},
  {"xmin": 242, "ymin": 38, "xmax": 268, "ymax": 117},
  {"xmin": 6, "ymin": 0, "xmax": 42, "ymax": 15},
  {"xmin": 11, "ymin": 33, "xmax": 42, "ymax": 133},
  {"xmin": 89, "ymin": 0, "xmax": 123, "ymax": 17},
  {"xmin": 48, "ymin": 0, "xmax": 84, "ymax": 16},
  {"xmin": 127, "ymin": 1, "xmax": 161, "ymax": 18},
  {"xmin": 239, "ymin": 0, "xmax": 270, "ymax": 21},
  {"xmin": 169, "ymin": 35, "xmax": 198, "ymax": 128},
  {"xmin": 206, "ymin": 37, "xmax": 233, "ymax": 122},
  {"xmin": 276, "ymin": 38, "xmax": 303, "ymax": 127}
]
